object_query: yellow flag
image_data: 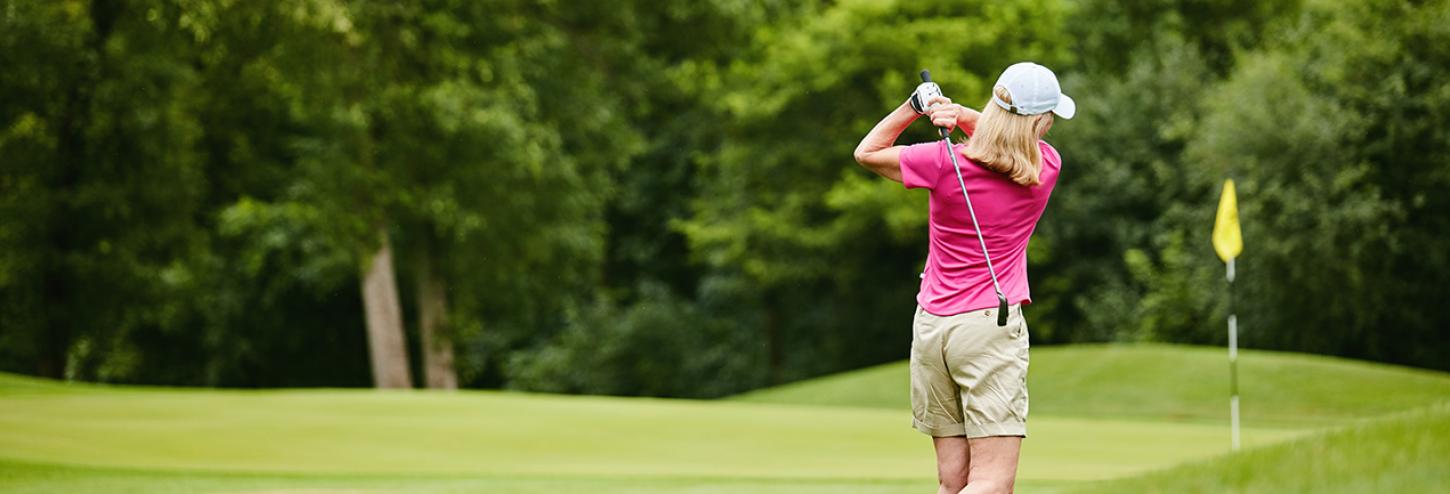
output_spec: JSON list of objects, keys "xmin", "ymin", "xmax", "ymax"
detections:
[{"xmin": 1213, "ymin": 179, "xmax": 1243, "ymax": 263}]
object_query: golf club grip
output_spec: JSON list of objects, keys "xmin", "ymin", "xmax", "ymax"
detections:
[
  {"xmin": 921, "ymin": 69, "xmax": 949, "ymax": 137},
  {"xmin": 997, "ymin": 296, "xmax": 1009, "ymax": 327}
]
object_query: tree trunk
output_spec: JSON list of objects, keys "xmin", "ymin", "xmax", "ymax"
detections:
[
  {"xmin": 360, "ymin": 228, "xmax": 412, "ymax": 388},
  {"xmin": 765, "ymin": 298, "xmax": 782, "ymax": 384},
  {"xmin": 415, "ymin": 252, "xmax": 458, "ymax": 389},
  {"xmin": 35, "ymin": 0, "xmax": 121, "ymax": 380}
]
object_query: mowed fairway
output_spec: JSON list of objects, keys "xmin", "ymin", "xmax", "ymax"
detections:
[{"xmin": 1, "ymin": 344, "xmax": 1446, "ymax": 493}]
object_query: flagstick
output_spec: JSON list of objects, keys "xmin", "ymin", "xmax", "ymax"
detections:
[
  {"xmin": 1214, "ymin": 179, "xmax": 1243, "ymax": 452},
  {"xmin": 1227, "ymin": 257, "xmax": 1240, "ymax": 451}
]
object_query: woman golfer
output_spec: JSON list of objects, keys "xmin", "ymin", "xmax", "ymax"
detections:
[{"xmin": 853, "ymin": 62, "xmax": 1074, "ymax": 494}]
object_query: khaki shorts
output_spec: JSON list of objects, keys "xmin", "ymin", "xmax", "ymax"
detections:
[{"xmin": 909, "ymin": 304, "xmax": 1030, "ymax": 438}]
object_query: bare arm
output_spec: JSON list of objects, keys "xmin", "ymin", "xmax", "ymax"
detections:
[
  {"xmin": 854, "ymin": 97, "xmax": 981, "ymax": 183},
  {"xmin": 954, "ymin": 105, "xmax": 982, "ymax": 136},
  {"xmin": 852, "ymin": 101, "xmax": 919, "ymax": 183}
]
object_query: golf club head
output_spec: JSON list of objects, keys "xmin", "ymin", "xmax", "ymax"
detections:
[{"xmin": 997, "ymin": 296, "xmax": 1009, "ymax": 327}]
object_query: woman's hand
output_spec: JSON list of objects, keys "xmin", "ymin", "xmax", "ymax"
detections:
[
  {"xmin": 925, "ymin": 96, "xmax": 981, "ymax": 136},
  {"xmin": 925, "ymin": 95, "xmax": 959, "ymax": 131}
]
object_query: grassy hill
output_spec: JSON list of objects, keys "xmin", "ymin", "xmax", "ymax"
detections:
[
  {"xmin": 1, "ymin": 344, "xmax": 1445, "ymax": 493},
  {"xmin": 1069, "ymin": 404, "xmax": 1450, "ymax": 493},
  {"xmin": 733, "ymin": 344, "xmax": 1450, "ymax": 426}
]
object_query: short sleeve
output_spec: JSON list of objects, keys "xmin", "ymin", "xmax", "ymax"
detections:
[
  {"xmin": 1039, "ymin": 140, "xmax": 1062, "ymax": 171},
  {"xmin": 899, "ymin": 141, "xmax": 945, "ymax": 190}
]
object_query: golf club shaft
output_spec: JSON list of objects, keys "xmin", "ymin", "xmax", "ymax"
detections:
[{"xmin": 921, "ymin": 70, "xmax": 1010, "ymax": 327}]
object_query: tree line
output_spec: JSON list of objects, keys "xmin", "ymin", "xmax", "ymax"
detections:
[{"xmin": 2, "ymin": 0, "xmax": 1446, "ymax": 395}]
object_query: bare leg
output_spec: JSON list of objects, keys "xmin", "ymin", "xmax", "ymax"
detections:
[
  {"xmin": 959, "ymin": 436, "xmax": 1022, "ymax": 494},
  {"xmin": 932, "ymin": 436, "xmax": 970, "ymax": 494}
]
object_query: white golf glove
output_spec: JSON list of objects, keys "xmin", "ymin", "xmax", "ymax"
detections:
[{"xmin": 909, "ymin": 82, "xmax": 944, "ymax": 115}]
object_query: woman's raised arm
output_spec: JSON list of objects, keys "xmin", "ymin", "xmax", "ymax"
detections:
[
  {"xmin": 852, "ymin": 101, "xmax": 919, "ymax": 183},
  {"xmin": 854, "ymin": 96, "xmax": 977, "ymax": 182},
  {"xmin": 953, "ymin": 105, "xmax": 982, "ymax": 136}
]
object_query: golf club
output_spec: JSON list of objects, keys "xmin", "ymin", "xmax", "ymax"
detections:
[{"xmin": 921, "ymin": 69, "xmax": 1009, "ymax": 327}]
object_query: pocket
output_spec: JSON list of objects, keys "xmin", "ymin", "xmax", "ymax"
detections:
[
  {"xmin": 1008, "ymin": 306, "xmax": 1027, "ymax": 339},
  {"xmin": 910, "ymin": 306, "xmax": 929, "ymax": 354}
]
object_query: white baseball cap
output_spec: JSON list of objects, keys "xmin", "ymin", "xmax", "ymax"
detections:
[{"xmin": 991, "ymin": 62, "xmax": 1075, "ymax": 119}]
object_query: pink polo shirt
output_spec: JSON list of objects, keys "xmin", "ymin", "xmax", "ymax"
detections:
[{"xmin": 900, "ymin": 140, "xmax": 1061, "ymax": 316}]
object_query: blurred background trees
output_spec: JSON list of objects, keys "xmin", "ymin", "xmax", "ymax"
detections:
[{"xmin": 2, "ymin": 0, "xmax": 1447, "ymax": 393}]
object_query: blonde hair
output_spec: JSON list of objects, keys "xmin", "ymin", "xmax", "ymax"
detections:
[{"xmin": 963, "ymin": 86, "xmax": 1055, "ymax": 186}]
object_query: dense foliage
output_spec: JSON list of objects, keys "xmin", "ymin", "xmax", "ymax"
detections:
[{"xmin": 2, "ymin": 0, "xmax": 1446, "ymax": 393}]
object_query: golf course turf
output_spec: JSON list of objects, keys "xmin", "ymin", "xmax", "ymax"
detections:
[
  {"xmin": 1071, "ymin": 404, "xmax": 1450, "ymax": 493},
  {"xmin": 1, "ymin": 344, "xmax": 1446, "ymax": 493}
]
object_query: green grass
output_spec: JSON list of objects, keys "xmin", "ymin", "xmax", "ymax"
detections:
[
  {"xmin": 1069, "ymin": 404, "xmax": 1450, "ymax": 493},
  {"xmin": 0, "ymin": 460, "xmax": 948, "ymax": 494},
  {"xmin": 0, "ymin": 344, "xmax": 1444, "ymax": 493},
  {"xmin": 734, "ymin": 343, "xmax": 1450, "ymax": 426},
  {"xmin": 0, "ymin": 385, "xmax": 1301, "ymax": 488}
]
